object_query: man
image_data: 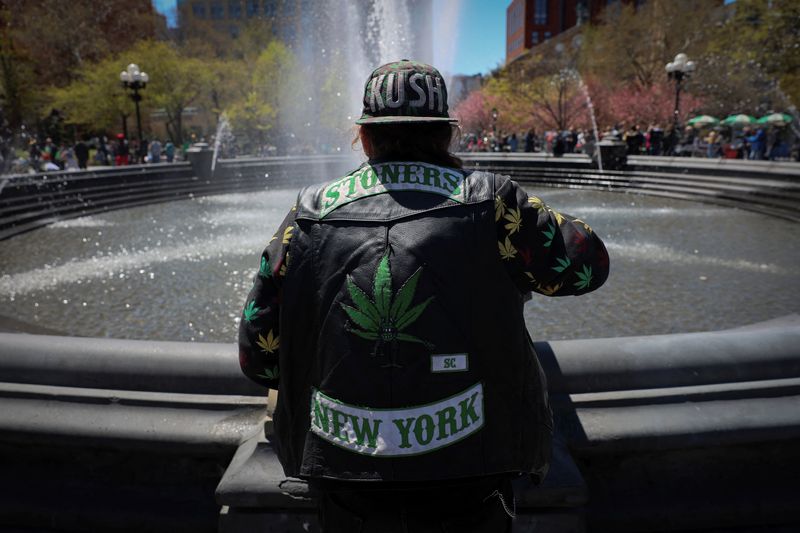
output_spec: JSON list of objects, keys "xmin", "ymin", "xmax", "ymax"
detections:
[
  {"xmin": 149, "ymin": 138, "xmax": 162, "ymax": 164},
  {"xmin": 74, "ymin": 137, "xmax": 90, "ymax": 170},
  {"xmin": 239, "ymin": 60, "xmax": 609, "ymax": 532},
  {"xmin": 115, "ymin": 134, "xmax": 129, "ymax": 166}
]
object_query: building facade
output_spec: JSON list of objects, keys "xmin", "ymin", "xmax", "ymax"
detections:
[{"xmin": 506, "ymin": 0, "xmax": 634, "ymax": 63}]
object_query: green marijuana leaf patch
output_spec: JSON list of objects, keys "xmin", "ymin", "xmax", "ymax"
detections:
[
  {"xmin": 259, "ymin": 257, "xmax": 271, "ymax": 277},
  {"xmin": 342, "ymin": 252, "xmax": 434, "ymax": 351},
  {"xmin": 573, "ymin": 265, "xmax": 593, "ymax": 290},
  {"xmin": 542, "ymin": 223, "xmax": 555, "ymax": 248},
  {"xmin": 552, "ymin": 256, "xmax": 571, "ymax": 273},
  {"xmin": 243, "ymin": 300, "xmax": 261, "ymax": 322},
  {"xmin": 257, "ymin": 365, "xmax": 279, "ymax": 380}
]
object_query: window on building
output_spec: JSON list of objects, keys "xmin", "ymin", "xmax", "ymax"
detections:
[
  {"xmin": 229, "ymin": 0, "xmax": 242, "ymax": 19},
  {"xmin": 531, "ymin": 31, "xmax": 539, "ymax": 45},
  {"xmin": 210, "ymin": 1, "xmax": 224, "ymax": 19},
  {"xmin": 246, "ymin": 0, "xmax": 258, "ymax": 17},
  {"xmin": 534, "ymin": 0, "xmax": 548, "ymax": 25},
  {"xmin": 192, "ymin": 2, "xmax": 206, "ymax": 18},
  {"xmin": 544, "ymin": 31, "xmax": 552, "ymax": 40},
  {"xmin": 264, "ymin": 0, "xmax": 276, "ymax": 17}
]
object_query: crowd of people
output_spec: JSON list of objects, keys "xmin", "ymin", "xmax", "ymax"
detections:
[
  {"xmin": 460, "ymin": 122, "xmax": 799, "ymax": 161},
  {"xmin": 9, "ymin": 120, "xmax": 798, "ymax": 175},
  {"xmin": 23, "ymin": 134, "xmax": 179, "ymax": 173}
]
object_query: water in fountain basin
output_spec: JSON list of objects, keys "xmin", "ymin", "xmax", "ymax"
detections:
[{"xmin": 1, "ymin": 188, "xmax": 798, "ymax": 341}]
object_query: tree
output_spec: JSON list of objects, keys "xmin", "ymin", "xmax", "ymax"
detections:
[
  {"xmin": 452, "ymin": 89, "xmax": 497, "ymax": 135},
  {"xmin": 227, "ymin": 41, "xmax": 296, "ymax": 149},
  {"xmin": 46, "ymin": 40, "xmax": 212, "ymax": 145},
  {"xmin": 485, "ymin": 46, "xmax": 591, "ymax": 132},
  {"xmin": 585, "ymin": 77, "xmax": 704, "ymax": 129},
  {"xmin": 5, "ymin": 0, "xmax": 163, "ymax": 89},
  {"xmin": 0, "ymin": 5, "xmax": 38, "ymax": 131},
  {"xmin": 122, "ymin": 41, "xmax": 211, "ymax": 145},
  {"xmin": 701, "ymin": 0, "xmax": 800, "ymax": 112},
  {"xmin": 47, "ymin": 55, "xmax": 134, "ymax": 135},
  {"xmin": 579, "ymin": 0, "xmax": 719, "ymax": 90}
]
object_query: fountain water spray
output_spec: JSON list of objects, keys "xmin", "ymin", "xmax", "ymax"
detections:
[
  {"xmin": 202, "ymin": 1, "xmax": 458, "ymax": 168},
  {"xmin": 211, "ymin": 113, "xmax": 233, "ymax": 175},
  {"xmin": 575, "ymin": 72, "xmax": 603, "ymax": 173}
]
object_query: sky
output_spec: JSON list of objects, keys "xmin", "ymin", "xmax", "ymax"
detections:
[
  {"xmin": 434, "ymin": 0, "xmax": 507, "ymax": 76},
  {"xmin": 152, "ymin": 0, "xmax": 508, "ymax": 76}
]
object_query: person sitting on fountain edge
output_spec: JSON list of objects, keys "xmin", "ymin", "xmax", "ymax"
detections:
[{"xmin": 238, "ymin": 59, "xmax": 610, "ymax": 532}]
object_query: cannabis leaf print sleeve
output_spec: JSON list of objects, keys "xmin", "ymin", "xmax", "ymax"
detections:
[
  {"xmin": 238, "ymin": 207, "xmax": 296, "ymax": 389},
  {"xmin": 495, "ymin": 177, "xmax": 609, "ymax": 296}
]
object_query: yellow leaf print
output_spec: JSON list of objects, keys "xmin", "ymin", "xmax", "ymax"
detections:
[
  {"xmin": 536, "ymin": 282, "xmax": 563, "ymax": 296},
  {"xmin": 494, "ymin": 195, "xmax": 506, "ymax": 222},
  {"xmin": 503, "ymin": 207, "xmax": 523, "ymax": 235},
  {"xmin": 256, "ymin": 330, "xmax": 280, "ymax": 354},
  {"xmin": 525, "ymin": 272, "xmax": 538, "ymax": 283},
  {"xmin": 282, "ymin": 225, "xmax": 294, "ymax": 244},
  {"xmin": 279, "ymin": 253, "xmax": 289, "ymax": 277},
  {"xmin": 549, "ymin": 208, "xmax": 565, "ymax": 226},
  {"xmin": 498, "ymin": 236, "xmax": 517, "ymax": 260},
  {"xmin": 528, "ymin": 196, "xmax": 544, "ymax": 210},
  {"xmin": 573, "ymin": 218, "xmax": 593, "ymax": 233}
]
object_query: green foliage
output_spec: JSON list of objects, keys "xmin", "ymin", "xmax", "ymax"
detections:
[
  {"xmin": 47, "ymin": 40, "xmax": 212, "ymax": 143},
  {"xmin": 580, "ymin": 1, "xmax": 718, "ymax": 89},
  {"xmin": 47, "ymin": 56, "xmax": 134, "ymax": 132},
  {"xmin": 0, "ymin": 6, "xmax": 40, "ymax": 129},
  {"xmin": 227, "ymin": 41, "xmax": 297, "ymax": 147},
  {"xmin": 485, "ymin": 50, "xmax": 587, "ymax": 131},
  {"xmin": 703, "ymin": 0, "xmax": 800, "ymax": 111},
  {"xmin": 127, "ymin": 41, "xmax": 211, "ymax": 144}
]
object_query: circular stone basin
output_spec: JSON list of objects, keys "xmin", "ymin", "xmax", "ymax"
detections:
[{"xmin": 1, "ymin": 187, "xmax": 798, "ymax": 342}]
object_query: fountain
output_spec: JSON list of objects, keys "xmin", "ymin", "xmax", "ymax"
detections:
[
  {"xmin": 210, "ymin": 113, "xmax": 234, "ymax": 175},
  {"xmin": 1, "ymin": 2, "xmax": 799, "ymax": 531},
  {"xmin": 577, "ymin": 72, "xmax": 603, "ymax": 172}
]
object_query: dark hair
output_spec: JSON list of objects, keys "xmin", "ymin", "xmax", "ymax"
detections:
[{"xmin": 356, "ymin": 122, "xmax": 462, "ymax": 169}]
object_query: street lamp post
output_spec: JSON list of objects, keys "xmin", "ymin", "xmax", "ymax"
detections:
[
  {"xmin": 665, "ymin": 53, "xmax": 696, "ymax": 132},
  {"xmin": 119, "ymin": 63, "xmax": 149, "ymax": 144}
]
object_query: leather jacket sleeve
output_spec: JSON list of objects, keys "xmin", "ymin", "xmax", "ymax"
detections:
[
  {"xmin": 237, "ymin": 206, "xmax": 297, "ymax": 389},
  {"xmin": 494, "ymin": 176, "xmax": 609, "ymax": 296}
]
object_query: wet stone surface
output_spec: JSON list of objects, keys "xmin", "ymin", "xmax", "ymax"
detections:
[{"xmin": 0, "ymin": 186, "xmax": 798, "ymax": 342}]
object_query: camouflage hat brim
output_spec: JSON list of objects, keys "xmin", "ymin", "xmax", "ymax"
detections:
[{"xmin": 355, "ymin": 115, "xmax": 459, "ymax": 125}]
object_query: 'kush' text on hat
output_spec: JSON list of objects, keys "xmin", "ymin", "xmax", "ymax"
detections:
[{"xmin": 356, "ymin": 60, "xmax": 458, "ymax": 125}]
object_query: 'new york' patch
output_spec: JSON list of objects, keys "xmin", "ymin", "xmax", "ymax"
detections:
[
  {"xmin": 310, "ymin": 382, "xmax": 484, "ymax": 456},
  {"xmin": 319, "ymin": 162, "xmax": 466, "ymax": 218}
]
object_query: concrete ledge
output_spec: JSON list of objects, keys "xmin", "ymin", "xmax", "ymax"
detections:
[
  {"xmin": 0, "ymin": 332, "xmax": 264, "ymax": 395},
  {"xmin": 1, "ymin": 318, "xmax": 799, "ymax": 531},
  {"xmin": 0, "ymin": 384, "xmax": 266, "ymax": 454},
  {"xmin": 536, "ymin": 316, "xmax": 800, "ymax": 394}
]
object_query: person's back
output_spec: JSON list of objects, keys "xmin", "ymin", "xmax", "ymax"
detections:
[
  {"xmin": 238, "ymin": 60, "xmax": 609, "ymax": 532},
  {"xmin": 165, "ymin": 141, "xmax": 175, "ymax": 162},
  {"xmin": 150, "ymin": 139, "xmax": 162, "ymax": 163}
]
